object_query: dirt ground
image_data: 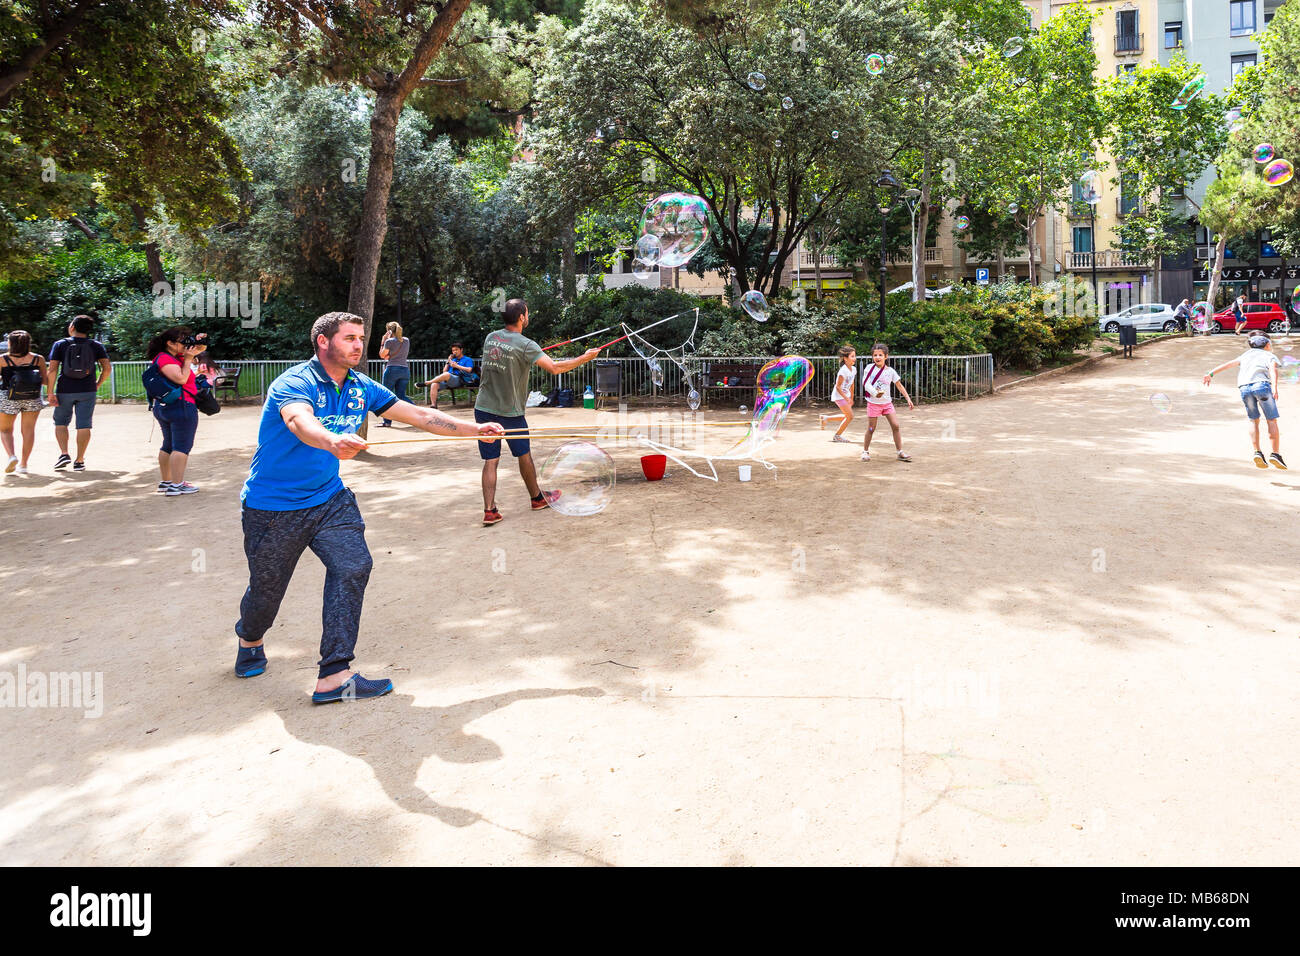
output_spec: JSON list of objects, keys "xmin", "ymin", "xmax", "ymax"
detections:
[{"xmin": 2, "ymin": 335, "xmax": 1297, "ymax": 866}]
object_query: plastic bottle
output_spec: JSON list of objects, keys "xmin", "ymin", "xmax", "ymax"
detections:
[{"xmin": 583, "ymin": 384, "xmax": 595, "ymax": 409}]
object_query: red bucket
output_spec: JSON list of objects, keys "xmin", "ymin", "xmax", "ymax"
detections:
[{"xmin": 640, "ymin": 454, "xmax": 667, "ymax": 481}]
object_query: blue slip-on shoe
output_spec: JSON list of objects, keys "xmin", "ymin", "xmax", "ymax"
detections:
[
  {"xmin": 311, "ymin": 674, "xmax": 394, "ymax": 705},
  {"xmin": 235, "ymin": 644, "xmax": 267, "ymax": 678}
]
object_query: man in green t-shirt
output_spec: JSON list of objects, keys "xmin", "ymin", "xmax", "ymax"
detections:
[{"xmin": 475, "ymin": 298, "xmax": 600, "ymax": 525}]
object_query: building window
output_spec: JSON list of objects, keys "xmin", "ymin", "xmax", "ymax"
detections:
[
  {"xmin": 1231, "ymin": 52, "xmax": 1257, "ymax": 79},
  {"xmin": 1116, "ymin": 9, "xmax": 1141, "ymax": 51},
  {"xmin": 1117, "ymin": 63, "xmax": 1138, "ymax": 76},
  {"xmin": 1073, "ymin": 227, "xmax": 1093, "ymax": 253},
  {"xmin": 1230, "ymin": 1, "xmax": 1256, "ymax": 37},
  {"xmin": 1164, "ymin": 21, "xmax": 1182, "ymax": 47}
]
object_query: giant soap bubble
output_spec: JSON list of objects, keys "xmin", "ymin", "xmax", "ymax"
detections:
[
  {"xmin": 639, "ymin": 192, "xmax": 711, "ymax": 268},
  {"xmin": 539, "ymin": 441, "xmax": 616, "ymax": 517},
  {"xmin": 1078, "ymin": 169, "xmax": 1103, "ymax": 204}
]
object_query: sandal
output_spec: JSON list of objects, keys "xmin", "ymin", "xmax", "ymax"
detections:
[
  {"xmin": 831, "ymin": 435, "xmax": 849, "ymax": 443},
  {"xmin": 897, "ymin": 451, "xmax": 912, "ymax": 462}
]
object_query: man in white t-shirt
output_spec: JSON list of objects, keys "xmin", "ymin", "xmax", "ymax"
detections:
[{"xmin": 1203, "ymin": 334, "xmax": 1284, "ymax": 469}]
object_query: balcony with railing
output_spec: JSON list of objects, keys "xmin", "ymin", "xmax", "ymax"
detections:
[
  {"xmin": 1065, "ymin": 250, "xmax": 1150, "ymax": 270},
  {"xmin": 885, "ymin": 246, "xmax": 947, "ymax": 266},
  {"xmin": 1115, "ymin": 33, "xmax": 1143, "ymax": 55}
]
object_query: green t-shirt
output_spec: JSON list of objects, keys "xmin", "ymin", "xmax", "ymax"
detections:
[{"xmin": 475, "ymin": 328, "xmax": 544, "ymax": 417}]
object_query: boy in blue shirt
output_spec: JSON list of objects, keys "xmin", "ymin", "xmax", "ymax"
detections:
[{"xmin": 236, "ymin": 312, "xmax": 504, "ymax": 703}]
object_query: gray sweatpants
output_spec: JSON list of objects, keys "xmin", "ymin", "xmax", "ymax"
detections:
[{"xmin": 236, "ymin": 487, "xmax": 373, "ymax": 679}]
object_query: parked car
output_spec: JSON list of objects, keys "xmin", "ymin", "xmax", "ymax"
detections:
[
  {"xmin": 1210, "ymin": 302, "xmax": 1291, "ymax": 333},
  {"xmin": 1098, "ymin": 303, "xmax": 1183, "ymax": 334}
]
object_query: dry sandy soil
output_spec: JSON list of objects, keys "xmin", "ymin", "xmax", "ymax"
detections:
[{"xmin": 2, "ymin": 335, "xmax": 1297, "ymax": 866}]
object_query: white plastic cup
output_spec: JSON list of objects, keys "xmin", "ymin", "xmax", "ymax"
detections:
[{"xmin": 738, "ymin": 465, "xmax": 752, "ymax": 481}]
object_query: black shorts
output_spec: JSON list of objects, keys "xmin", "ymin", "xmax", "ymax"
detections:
[{"xmin": 474, "ymin": 409, "xmax": 530, "ymax": 459}]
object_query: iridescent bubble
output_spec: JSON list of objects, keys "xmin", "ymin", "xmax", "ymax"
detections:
[
  {"xmin": 1225, "ymin": 107, "xmax": 1244, "ymax": 133},
  {"xmin": 739, "ymin": 405, "xmax": 747, "ymax": 413},
  {"xmin": 831, "ymin": 130, "xmax": 839, "ymax": 140},
  {"xmin": 1078, "ymin": 169, "xmax": 1103, "ymax": 204},
  {"xmin": 774, "ymin": 139, "xmax": 782, "ymax": 148},
  {"xmin": 1007, "ymin": 202, "xmax": 1019, "ymax": 214},
  {"xmin": 781, "ymin": 96, "xmax": 794, "ymax": 109},
  {"xmin": 635, "ymin": 233, "xmax": 661, "ymax": 265},
  {"xmin": 1292, "ymin": 285, "xmax": 1300, "ymax": 314},
  {"xmin": 865, "ymin": 53, "xmax": 885, "ymax": 76},
  {"xmin": 1171, "ymin": 75, "xmax": 1205, "ymax": 109},
  {"xmin": 687, "ymin": 388, "xmax": 701, "ymax": 411},
  {"xmin": 639, "ymin": 192, "xmax": 710, "ymax": 268},
  {"xmin": 955, "ymin": 215, "xmax": 970, "ymax": 231},
  {"xmin": 649, "ymin": 359, "xmax": 664, "ymax": 388},
  {"xmin": 741, "ymin": 289, "xmax": 770, "ymax": 322},
  {"xmin": 1253, "ymin": 143, "xmax": 1275, "ymax": 164},
  {"xmin": 1154, "ymin": 136, "xmax": 1163, "ymax": 147},
  {"xmin": 539, "ymin": 441, "xmax": 616, "ymax": 517},
  {"xmin": 885, "ymin": 54, "xmax": 896, "ymax": 65},
  {"xmin": 750, "ymin": 356, "xmax": 815, "ymax": 438},
  {"xmin": 1192, "ymin": 302, "xmax": 1212, "ymax": 331},
  {"xmin": 1263, "ymin": 159, "xmax": 1294, "ymax": 187},
  {"xmin": 1002, "ymin": 37, "xmax": 1024, "ymax": 58},
  {"xmin": 747, "ymin": 71, "xmax": 766, "ymax": 91},
  {"xmin": 1150, "ymin": 393, "xmax": 1172, "ymax": 414},
  {"xmin": 632, "ymin": 257, "xmax": 657, "ymax": 280}
]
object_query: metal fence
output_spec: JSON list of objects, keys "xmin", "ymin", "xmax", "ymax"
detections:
[{"xmin": 97, "ymin": 354, "xmax": 994, "ymax": 406}]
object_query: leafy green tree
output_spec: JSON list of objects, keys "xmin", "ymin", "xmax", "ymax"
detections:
[
  {"xmin": 0, "ymin": 0, "xmax": 246, "ymax": 277},
  {"xmin": 530, "ymin": 0, "xmax": 936, "ymax": 297},
  {"xmin": 1199, "ymin": 169, "xmax": 1274, "ymax": 314},
  {"xmin": 1100, "ymin": 54, "xmax": 1227, "ymax": 302},
  {"xmin": 962, "ymin": 4, "xmax": 1103, "ymax": 286}
]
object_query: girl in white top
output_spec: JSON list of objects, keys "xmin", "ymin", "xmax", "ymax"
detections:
[
  {"xmin": 861, "ymin": 342, "xmax": 914, "ymax": 462},
  {"xmin": 1203, "ymin": 333, "xmax": 1285, "ymax": 469},
  {"xmin": 819, "ymin": 345, "xmax": 856, "ymax": 442}
]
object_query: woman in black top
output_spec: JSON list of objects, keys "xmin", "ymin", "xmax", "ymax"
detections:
[{"xmin": 1, "ymin": 330, "xmax": 51, "ymax": 475}]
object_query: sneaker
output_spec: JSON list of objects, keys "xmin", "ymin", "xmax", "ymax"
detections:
[
  {"xmin": 235, "ymin": 643, "xmax": 267, "ymax": 678},
  {"xmin": 483, "ymin": 507, "xmax": 503, "ymax": 526},
  {"xmin": 54, "ymin": 454, "xmax": 71, "ymax": 470},
  {"xmin": 166, "ymin": 481, "xmax": 200, "ymax": 496},
  {"xmin": 1270, "ymin": 452, "xmax": 1288, "ymax": 470},
  {"xmin": 72, "ymin": 460, "xmax": 85, "ymax": 472},
  {"xmin": 860, "ymin": 451, "xmax": 870, "ymax": 461},
  {"xmin": 156, "ymin": 481, "xmax": 173, "ymax": 494},
  {"xmin": 15, "ymin": 465, "xmax": 28, "ymax": 474},
  {"xmin": 4, "ymin": 455, "xmax": 16, "ymax": 474},
  {"xmin": 312, "ymin": 674, "xmax": 394, "ymax": 704},
  {"xmin": 532, "ymin": 490, "xmax": 561, "ymax": 510},
  {"xmin": 1253, "ymin": 451, "xmax": 1268, "ymax": 469}
]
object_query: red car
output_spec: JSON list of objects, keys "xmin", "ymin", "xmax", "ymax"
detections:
[{"xmin": 1211, "ymin": 302, "xmax": 1291, "ymax": 333}]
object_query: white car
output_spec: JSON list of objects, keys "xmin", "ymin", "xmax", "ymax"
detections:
[{"xmin": 1098, "ymin": 303, "xmax": 1182, "ymax": 334}]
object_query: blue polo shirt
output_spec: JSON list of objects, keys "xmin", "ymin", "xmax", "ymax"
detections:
[{"xmin": 241, "ymin": 358, "xmax": 398, "ymax": 511}]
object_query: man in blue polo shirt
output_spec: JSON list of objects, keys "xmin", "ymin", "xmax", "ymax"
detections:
[{"xmin": 235, "ymin": 311, "xmax": 503, "ymax": 703}]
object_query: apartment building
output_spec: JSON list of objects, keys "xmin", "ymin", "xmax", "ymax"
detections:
[{"xmin": 1155, "ymin": 0, "xmax": 1294, "ymax": 306}]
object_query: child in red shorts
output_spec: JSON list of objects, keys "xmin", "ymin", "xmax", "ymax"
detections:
[{"xmin": 860, "ymin": 342, "xmax": 914, "ymax": 462}]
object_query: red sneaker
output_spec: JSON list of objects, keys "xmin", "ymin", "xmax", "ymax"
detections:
[
  {"xmin": 531, "ymin": 490, "xmax": 561, "ymax": 511},
  {"xmin": 483, "ymin": 508, "xmax": 503, "ymax": 526}
]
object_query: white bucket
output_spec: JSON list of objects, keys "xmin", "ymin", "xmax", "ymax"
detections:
[{"xmin": 738, "ymin": 465, "xmax": 752, "ymax": 482}]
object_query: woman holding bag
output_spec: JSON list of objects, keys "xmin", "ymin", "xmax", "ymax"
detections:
[{"xmin": 146, "ymin": 327, "xmax": 205, "ymax": 496}]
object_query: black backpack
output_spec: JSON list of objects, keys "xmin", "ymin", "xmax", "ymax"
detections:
[
  {"xmin": 543, "ymin": 387, "xmax": 574, "ymax": 408},
  {"xmin": 62, "ymin": 338, "xmax": 96, "ymax": 379},
  {"xmin": 2, "ymin": 355, "xmax": 43, "ymax": 400}
]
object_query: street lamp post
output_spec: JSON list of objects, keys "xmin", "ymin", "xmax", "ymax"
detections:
[{"xmin": 1088, "ymin": 202, "xmax": 1099, "ymax": 318}]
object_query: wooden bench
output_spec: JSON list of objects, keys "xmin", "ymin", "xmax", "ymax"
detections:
[
  {"xmin": 417, "ymin": 377, "xmax": 480, "ymax": 407},
  {"xmin": 700, "ymin": 361, "xmax": 763, "ymax": 406}
]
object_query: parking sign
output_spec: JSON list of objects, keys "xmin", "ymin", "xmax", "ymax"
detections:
[{"xmin": 976, "ymin": 268, "xmax": 990, "ymax": 285}]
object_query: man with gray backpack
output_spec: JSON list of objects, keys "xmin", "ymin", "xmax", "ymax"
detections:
[{"xmin": 47, "ymin": 314, "xmax": 111, "ymax": 471}]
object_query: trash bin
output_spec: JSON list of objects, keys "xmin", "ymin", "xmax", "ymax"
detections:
[{"xmin": 1119, "ymin": 323, "xmax": 1137, "ymax": 357}]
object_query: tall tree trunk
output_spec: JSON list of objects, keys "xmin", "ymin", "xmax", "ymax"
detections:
[
  {"xmin": 813, "ymin": 245, "xmax": 822, "ymax": 300},
  {"xmin": 560, "ymin": 205, "xmax": 577, "ymax": 302},
  {"xmin": 130, "ymin": 203, "xmax": 165, "ymax": 286},
  {"xmin": 1205, "ymin": 234, "xmax": 1229, "ymax": 319},
  {"xmin": 1024, "ymin": 219, "xmax": 1037, "ymax": 286},
  {"xmin": 996, "ymin": 249, "xmax": 1006, "ymax": 282},
  {"xmin": 913, "ymin": 163, "xmax": 931, "ymax": 303}
]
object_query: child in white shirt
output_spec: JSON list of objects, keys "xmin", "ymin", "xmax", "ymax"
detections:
[
  {"xmin": 819, "ymin": 345, "xmax": 856, "ymax": 442},
  {"xmin": 1203, "ymin": 334, "xmax": 1285, "ymax": 469},
  {"xmin": 861, "ymin": 342, "xmax": 914, "ymax": 462}
]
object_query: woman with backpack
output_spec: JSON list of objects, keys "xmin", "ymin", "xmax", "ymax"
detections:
[
  {"xmin": 146, "ymin": 326, "xmax": 205, "ymax": 496},
  {"xmin": 376, "ymin": 321, "xmax": 409, "ymax": 427},
  {"xmin": 1, "ymin": 330, "xmax": 51, "ymax": 475}
]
